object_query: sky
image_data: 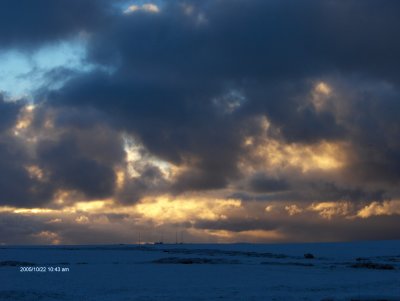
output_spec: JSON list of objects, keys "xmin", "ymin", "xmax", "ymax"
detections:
[{"xmin": 1, "ymin": 0, "xmax": 400, "ymax": 245}]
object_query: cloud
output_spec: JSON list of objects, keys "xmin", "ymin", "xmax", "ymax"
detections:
[
  {"xmin": 357, "ymin": 200, "xmax": 400, "ymax": 218},
  {"xmin": 1, "ymin": 196, "xmax": 400, "ymax": 244},
  {"xmin": 32, "ymin": 1, "xmax": 398, "ymax": 203},
  {"xmin": 47, "ymin": 112, "xmax": 126, "ymax": 195},
  {"xmin": 0, "ymin": 100, "xmax": 127, "ymax": 207},
  {"xmin": 116, "ymin": 164, "xmax": 169, "ymax": 203},
  {"xmin": 124, "ymin": 4, "xmax": 160, "ymax": 14},
  {"xmin": 0, "ymin": 0, "xmax": 112, "ymax": 49},
  {"xmin": 0, "ymin": 97, "xmax": 54, "ymax": 207},
  {"xmin": 247, "ymin": 173, "xmax": 289, "ymax": 193},
  {"xmin": 38, "ymin": 146, "xmax": 115, "ymax": 199},
  {"xmin": 1, "ymin": 0, "xmax": 400, "ymax": 242},
  {"xmin": 0, "ymin": 95, "xmax": 22, "ymax": 131}
]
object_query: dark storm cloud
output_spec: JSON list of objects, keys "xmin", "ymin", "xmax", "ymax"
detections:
[
  {"xmin": 0, "ymin": 96, "xmax": 126, "ymax": 207},
  {"xmin": 88, "ymin": 0, "xmax": 400, "ymax": 82},
  {"xmin": 247, "ymin": 173, "xmax": 289, "ymax": 193},
  {"xmin": 0, "ymin": 212, "xmax": 137, "ymax": 245},
  {"xmin": 0, "ymin": 95, "xmax": 22, "ymax": 132},
  {"xmin": 0, "ymin": 0, "xmax": 112, "ymax": 49},
  {"xmin": 280, "ymin": 215, "xmax": 400, "ymax": 243},
  {"xmin": 238, "ymin": 80, "xmax": 345, "ymax": 143},
  {"xmin": 0, "ymin": 213, "xmax": 47, "ymax": 244},
  {"xmin": 0, "ymin": 97, "xmax": 54, "ymax": 207},
  {"xmin": 117, "ymin": 164, "xmax": 168, "ymax": 203},
  {"xmin": 194, "ymin": 213, "xmax": 400, "ymax": 242},
  {"xmin": 231, "ymin": 181, "xmax": 387, "ymax": 204},
  {"xmin": 41, "ymin": 0, "xmax": 400, "ymax": 198},
  {"xmin": 1, "ymin": 0, "xmax": 400, "ymax": 210},
  {"xmin": 36, "ymin": 127, "xmax": 125, "ymax": 199},
  {"xmin": 338, "ymin": 82, "xmax": 400, "ymax": 186},
  {"xmin": 48, "ymin": 71, "xmax": 244, "ymax": 192},
  {"xmin": 305, "ymin": 182, "xmax": 386, "ymax": 203},
  {"xmin": 0, "ymin": 137, "xmax": 54, "ymax": 207}
]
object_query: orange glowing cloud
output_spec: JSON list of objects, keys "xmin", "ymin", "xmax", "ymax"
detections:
[
  {"xmin": 242, "ymin": 118, "xmax": 347, "ymax": 175},
  {"xmin": 134, "ymin": 196, "xmax": 242, "ymax": 225},
  {"xmin": 357, "ymin": 200, "xmax": 400, "ymax": 218}
]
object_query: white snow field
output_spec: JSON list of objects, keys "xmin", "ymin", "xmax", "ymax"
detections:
[{"xmin": 1, "ymin": 240, "xmax": 400, "ymax": 301}]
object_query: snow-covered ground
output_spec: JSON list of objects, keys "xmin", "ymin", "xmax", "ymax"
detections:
[{"xmin": 1, "ymin": 240, "xmax": 400, "ymax": 300}]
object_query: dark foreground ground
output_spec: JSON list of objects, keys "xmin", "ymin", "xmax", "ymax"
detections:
[{"xmin": 1, "ymin": 241, "xmax": 400, "ymax": 300}]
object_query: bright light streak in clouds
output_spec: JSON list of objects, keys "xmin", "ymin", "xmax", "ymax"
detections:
[
  {"xmin": 12, "ymin": 208, "xmax": 57, "ymax": 215},
  {"xmin": 73, "ymin": 200, "xmax": 115, "ymax": 213},
  {"xmin": 135, "ymin": 196, "xmax": 242, "ymax": 225},
  {"xmin": 188, "ymin": 228, "xmax": 285, "ymax": 243}
]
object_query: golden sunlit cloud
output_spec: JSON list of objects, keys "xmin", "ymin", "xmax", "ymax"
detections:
[
  {"xmin": 312, "ymin": 81, "xmax": 332, "ymax": 112},
  {"xmin": 0, "ymin": 206, "xmax": 18, "ymax": 213},
  {"xmin": 75, "ymin": 215, "xmax": 90, "ymax": 224},
  {"xmin": 115, "ymin": 169, "xmax": 126, "ymax": 190},
  {"xmin": 237, "ymin": 229, "xmax": 284, "ymax": 241},
  {"xmin": 0, "ymin": 199, "xmax": 118, "ymax": 217},
  {"xmin": 73, "ymin": 200, "xmax": 114, "ymax": 213},
  {"xmin": 285, "ymin": 204, "xmax": 303, "ymax": 216},
  {"xmin": 265, "ymin": 205, "xmax": 274, "ymax": 212},
  {"xmin": 240, "ymin": 115, "xmax": 346, "ymax": 175},
  {"xmin": 247, "ymin": 137, "xmax": 346, "ymax": 174},
  {"xmin": 135, "ymin": 196, "xmax": 242, "ymax": 225},
  {"xmin": 1, "ymin": 193, "xmax": 243, "ymax": 230},
  {"xmin": 12, "ymin": 208, "xmax": 58, "ymax": 215},
  {"xmin": 25, "ymin": 165, "xmax": 45, "ymax": 181},
  {"xmin": 357, "ymin": 200, "xmax": 400, "ymax": 218},
  {"xmin": 315, "ymin": 82, "xmax": 332, "ymax": 95},
  {"xmin": 308, "ymin": 201, "xmax": 352, "ymax": 220},
  {"xmin": 46, "ymin": 218, "xmax": 62, "ymax": 224},
  {"xmin": 33, "ymin": 231, "xmax": 61, "ymax": 245},
  {"xmin": 124, "ymin": 3, "xmax": 160, "ymax": 14},
  {"xmin": 188, "ymin": 228, "xmax": 284, "ymax": 243},
  {"xmin": 13, "ymin": 104, "xmax": 35, "ymax": 136},
  {"xmin": 2, "ymin": 196, "xmax": 398, "ymax": 244}
]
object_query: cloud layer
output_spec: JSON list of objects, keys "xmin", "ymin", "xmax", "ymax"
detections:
[{"xmin": 1, "ymin": 0, "xmax": 400, "ymax": 243}]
